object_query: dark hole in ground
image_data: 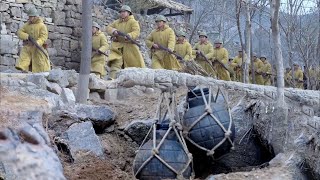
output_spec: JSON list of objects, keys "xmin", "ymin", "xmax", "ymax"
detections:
[
  {"xmin": 54, "ymin": 140, "xmax": 74, "ymax": 163},
  {"xmin": 188, "ymin": 128, "xmax": 275, "ymax": 179}
]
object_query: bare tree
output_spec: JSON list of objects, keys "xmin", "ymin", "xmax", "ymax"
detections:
[
  {"xmin": 77, "ymin": 0, "xmax": 93, "ymax": 103},
  {"xmin": 270, "ymin": 0, "xmax": 285, "ymax": 105}
]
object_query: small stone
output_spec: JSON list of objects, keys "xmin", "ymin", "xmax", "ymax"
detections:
[{"xmin": 124, "ymin": 119, "xmax": 155, "ymax": 144}]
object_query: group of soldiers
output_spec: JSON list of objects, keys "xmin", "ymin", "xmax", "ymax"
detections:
[{"xmin": 16, "ymin": 5, "xmax": 319, "ymax": 90}]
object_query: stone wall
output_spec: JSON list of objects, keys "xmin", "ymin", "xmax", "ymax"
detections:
[{"xmin": 0, "ymin": 0, "xmax": 118, "ymax": 72}]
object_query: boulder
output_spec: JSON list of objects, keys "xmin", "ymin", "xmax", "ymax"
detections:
[
  {"xmin": 66, "ymin": 121, "xmax": 104, "ymax": 162},
  {"xmin": 75, "ymin": 104, "xmax": 116, "ymax": 133},
  {"xmin": 47, "ymin": 68, "xmax": 69, "ymax": 88},
  {"xmin": 46, "ymin": 82, "xmax": 62, "ymax": 95},
  {"xmin": 65, "ymin": 69, "xmax": 78, "ymax": 87},
  {"xmin": 89, "ymin": 74, "xmax": 107, "ymax": 91},
  {"xmin": 89, "ymin": 92, "xmax": 101, "ymax": 101},
  {"xmin": 60, "ymin": 88, "xmax": 75, "ymax": 105},
  {"xmin": 124, "ymin": 119, "xmax": 155, "ymax": 144},
  {"xmin": 25, "ymin": 74, "xmax": 49, "ymax": 90},
  {"xmin": 0, "ymin": 128, "xmax": 66, "ymax": 180}
]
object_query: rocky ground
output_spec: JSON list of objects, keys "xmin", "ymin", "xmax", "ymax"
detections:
[{"xmin": 0, "ymin": 68, "xmax": 319, "ymax": 180}]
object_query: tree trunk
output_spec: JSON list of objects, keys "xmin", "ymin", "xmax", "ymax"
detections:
[
  {"xmin": 77, "ymin": 0, "xmax": 93, "ymax": 103},
  {"xmin": 270, "ymin": 0, "xmax": 285, "ymax": 105},
  {"xmin": 244, "ymin": 0, "xmax": 251, "ymax": 84},
  {"xmin": 317, "ymin": 1, "xmax": 320, "ymax": 60}
]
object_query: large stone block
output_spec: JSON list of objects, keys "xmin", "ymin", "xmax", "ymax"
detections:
[
  {"xmin": 10, "ymin": 7, "xmax": 22, "ymax": 18},
  {"xmin": 66, "ymin": 121, "xmax": 104, "ymax": 162},
  {"xmin": 0, "ymin": 3, "xmax": 9, "ymax": 12},
  {"xmin": 55, "ymin": 26, "xmax": 72, "ymax": 35},
  {"xmin": 50, "ymin": 56, "xmax": 66, "ymax": 66},
  {"xmin": 65, "ymin": 18, "xmax": 81, "ymax": 27},
  {"xmin": 0, "ymin": 35, "xmax": 19, "ymax": 54},
  {"xmin": 75, "ymin": 104, "xmax": 116, "ymax": 133},
  {"xmin": 0, "ymin": 56, "xmax": 16, "ymax": 66},
  {"xmin": 53, "ymin": 11, "xmax": 66, "ymax": 26},
  {"xmin": 0, "ymin": 128, "xmax": 66, "ymax": 180},
  {"xmin": 60, "ymin": 88, "xmax": 75, "ymax": 105},
  {"xmin": 47, "ymin": 68, "xmax": 69, "ymax": 87}
]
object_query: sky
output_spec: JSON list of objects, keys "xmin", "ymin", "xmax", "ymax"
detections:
[{"xmin": 280, "ymin": 0, "xmax": 318, "ymax": 14}]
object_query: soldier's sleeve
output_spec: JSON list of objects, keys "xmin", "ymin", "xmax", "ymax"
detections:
[
  {"xmin": 145, "ymin": 31, "xmax": 154, "ymax": 49},
  {"xmin": 167, "ymin": 29, "xmax": 175, "ymax": 51},
  {"xmin": 99, "ymin": 34, "xmax": 109, "ymax": 52},
  {"xmin": 222, "ymin": 49, "xmax": 229, "ymax": 64},
  {"xmin": 106, "ymin": 21, "xmax": 117, "ymax": 35},
  {"xmin": 127, "ymin": 20, "xmax": 140, "ymax": 40},
  {"xmin": 256, "ymin": 60, "xmax": 263, "ymax": 73},
  {"xmin": 298, "ymin": 71, "xmax": 303, "ymax": 81},
  {"xmin": 205, "ymin": 44, "xmax": 214, "ymax": 59},
  {"xmin": 230, "ymin": 58, "xmax": 238, "ymax": 68},
  {"xmin": 36, "ymin": 24, "xmax": 48, "ymax": 46},
  {"xmin": 184, "ymin": 43, "xmax": 193, "ymax": 61},
  {"xmin": 17, "ymin": 24, "xmax": 29, "ymax": 41},
  {"xmin": 192, "ymin": 43, "xmax": 198, "ymax": 56},
  {"xmin": 266, "ymin": 64, "xmax": 272, "ymax": 73}
]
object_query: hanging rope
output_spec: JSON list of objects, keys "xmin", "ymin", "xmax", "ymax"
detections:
[
  {"xmin": 183, "ymin": 86, "xmax": 235, "ymax": 157},
  {"xmin": 135, "ymin": 89, "xmax": 194, "ymax": 179}
]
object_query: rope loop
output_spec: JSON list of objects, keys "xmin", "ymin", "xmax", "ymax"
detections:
[
  {"xmin": 175, "ymin": 122, "xmax": 183, "ymax": 131},
  {"xmin": 225, "ymin": 130, "xmax": 232, "ymax": 138},
  {"xmin": 152, "ymin": 148, "xmax": 159, "ymax": 155}
]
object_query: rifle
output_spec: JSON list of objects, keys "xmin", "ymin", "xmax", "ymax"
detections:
[
  {"xmin": 211, "ymin": 59, "xmax": 230, "ymax": 73},
  {"xmin": 155, "ymin": 44, "xmax": 184, "ymax": 62},
  {"xmin": 195, "ymin": 50, "xmax": 216, "ymax": 69},
  {"xmin": 28, "ymin": 37, "xmax": 49, "ymax": 59},
  {"xmin": 92, "ymin": 48, "xmax": 108, "ymax": 58},
  {"xmin": 256, "ymin": 71, "xmax": 275, "ymax": 77},
  {"xmin": 115, "ymin": 30, "xmax": 141, "ymax": 47}
]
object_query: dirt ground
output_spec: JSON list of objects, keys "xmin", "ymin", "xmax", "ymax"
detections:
[{"xmin": 60, "ymin": 87, "xmax": 189, "ymax": 180}]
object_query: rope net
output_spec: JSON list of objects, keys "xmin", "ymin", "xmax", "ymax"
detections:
[
  {"xmin": 134, "ymin": 89, "xmax": 194, "ymax": 179},
  {"xmin": 182, "ymin": 86, "xmax": 235, "ymax": 157}
]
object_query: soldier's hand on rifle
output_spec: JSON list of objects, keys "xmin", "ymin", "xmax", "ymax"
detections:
[
  {"xmin": 28, "ymin": 35, "xmax": 33, "ymax": 41},
  {"xmin": 152, "ymin": 44, "xmax": 159, "ymax": 49}
]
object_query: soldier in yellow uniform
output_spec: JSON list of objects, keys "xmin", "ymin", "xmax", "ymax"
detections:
[
  {"xmin": 251, "ymin": 54, "xmax": 264, "ymax": 85},
  {"xmin": 192, "ymin": 32, "xmax": 216, "ymax": 77},
  {"xmin": 284, "ymin": 67, "xmax": 292, "ymax": 87},
  {"xmin": 230, "ymin": 50, "xmax": 244, "ymax": 82},
  {"xmin": 16, "ymin": 8, "xmax": 51, "ymax": 73},
  {"xmin": 146, "ymin": 15, "xmax": 181, "ymax": 70},
  {"xmin": 106, "ymin": 5, "xmax": 145, "ymax": 79},
  {"xmin": 292, "ymin": 63, "xmax": 304, "ymax": 89},
  {"xmin": 91, "ymin": 22, "xmax": 109, "ymax": 78},
  {"xmin": 308, "ymin": 66, "xmax": 318, "ymax": 90},
  {"xmin": 260, "ymin": 55, "xmax": 272, "ymax": 86},
  {"xmin": 207, "ymin": 39, "xmax": 231, "ymax": 81},
  {"xmin": 174, "ymin": 31, "xmax": 192, "ymax": 61}
]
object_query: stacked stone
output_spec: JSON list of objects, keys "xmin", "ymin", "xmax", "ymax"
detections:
[{"xmin": 0, "ymin": 0, "xmax": 117, "ymax": 72}]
